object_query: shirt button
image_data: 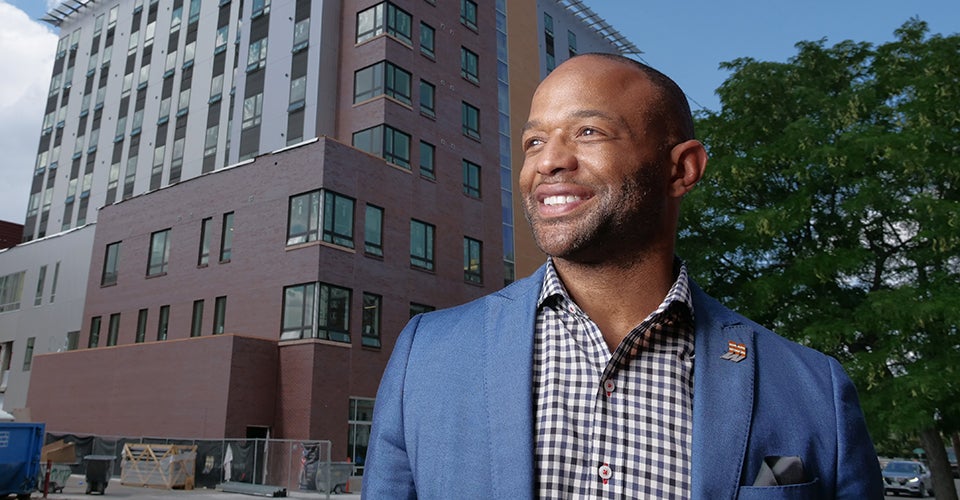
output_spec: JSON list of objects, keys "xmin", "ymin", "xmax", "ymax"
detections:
[
  {"xmin": 603, "ymin": 379, "xmax": 615, "ymax": 394},
  {"xmin": 598, "ymin": 463, "xmax": 612, "ymax": 480}
]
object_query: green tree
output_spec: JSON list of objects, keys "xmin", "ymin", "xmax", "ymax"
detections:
[{"xmin": 680, "ymin": 19, "xmax": 960, "ymax": 497}]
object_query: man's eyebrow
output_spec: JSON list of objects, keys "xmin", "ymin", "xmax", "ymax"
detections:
[{"xmin": 520, "ymin": 110, "xmax": 629, "ymax": 136}]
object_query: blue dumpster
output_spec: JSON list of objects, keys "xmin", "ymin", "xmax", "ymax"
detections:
[{"xmin": 0, "ymin": 422, "xmax": 45, "ymax": 499}]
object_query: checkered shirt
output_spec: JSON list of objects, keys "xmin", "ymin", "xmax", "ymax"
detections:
[{"xmin": 533, "ymin": 259, "xmax": 696, "ymax": 499}]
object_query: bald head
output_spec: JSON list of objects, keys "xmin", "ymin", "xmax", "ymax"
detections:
[{"xmin": 565, "ymin": 53, "xmax": 696, "ymax": 147}]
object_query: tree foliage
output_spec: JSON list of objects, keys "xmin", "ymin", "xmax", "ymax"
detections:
[{"xmin": 680, "ymin": 19, "xmax": 960, "ymax": 455}]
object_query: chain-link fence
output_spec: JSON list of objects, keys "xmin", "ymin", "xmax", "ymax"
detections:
[{"xmin": 44, "ymin": 433, "xmax": 349, "ymax": 496}]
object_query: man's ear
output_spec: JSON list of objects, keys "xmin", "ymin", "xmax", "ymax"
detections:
[{"xmin": 669, "ymin": 140, "xmax": 707, "ymax": 198}]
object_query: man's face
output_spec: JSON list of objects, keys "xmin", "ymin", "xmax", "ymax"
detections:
[{"xmin": 519, "ymin": 57, "xmax": 673, "ymax": 264}]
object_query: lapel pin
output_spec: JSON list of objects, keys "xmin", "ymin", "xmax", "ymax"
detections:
[{"xmin": 721, "ymin": 341, "xmax": 747, "ymax": 363}]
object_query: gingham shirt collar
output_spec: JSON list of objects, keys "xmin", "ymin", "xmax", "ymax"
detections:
[{"xmin": 536, "ymin": 258, "xmax": 695, "ymax": 323}]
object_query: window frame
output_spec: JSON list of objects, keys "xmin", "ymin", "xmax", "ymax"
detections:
[
  {"xmin": 462, "ymin": 102, "xmax": 481, "ymax": 140},
  {"xmin": 191, "ymin": 299, "xmax": 204, "ymax": 337},
  {"xmin": 419, "ymin": 141, "xmax": 435, "ymax": 179},
  {"xmin": 410, "ymin": 219, "xmax": 435, "ymax": 271},
  {"xmin": 323, "ymin": 191, "xmax": 355, "ymax": 248},
  {"xmin": 364, "ymin": 204, "xmax": 384, "ymax": 257},
  {"xmin": 147, "ymin": 229, "xmax": 171, "ymax": 276},
  {"xmin": 219, "ymin": 212, "xmax": 234, "ymax": 262},
  {"xmin": 460, "ymin": 0, "xmax": 478, "ymax": 31},
  {"xmin": 464, "ymin": 236, "xmax": 482, "ymax": 283},
  {"xmin": 361, "ymin": 292, "xmax": 381, "ymax": 348},
  {"xmin": 281, "ymin": 282, "xmax": 316, "ymax": 340},
  {"xmin": 101, "ymin": 242, "xmax": 121, "ymax": 286},
  {"xmin": 462, "ymin": 159, "xmax": 481, "ymax": 197},
  {"xmin": 460, "ymin": 46, "xmax": 479, "ymax": 84},
  {"xmin": 318, "ymin": 282, "xmax": 352, "ymax": 343}
]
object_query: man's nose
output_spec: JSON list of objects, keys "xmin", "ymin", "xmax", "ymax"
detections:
[{"xmin": 536, "ymin": 138, "xmax": 577, "ymax": 176}]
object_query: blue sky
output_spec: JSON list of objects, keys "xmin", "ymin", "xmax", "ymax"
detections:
[{"xmin": 0, "ymin": 0, "xmax": 958, "ymax": 223}]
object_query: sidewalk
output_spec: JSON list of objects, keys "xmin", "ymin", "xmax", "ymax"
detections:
[{"xmin": 31, "ymin": 475, "xmax": 361, "ymax": 500}]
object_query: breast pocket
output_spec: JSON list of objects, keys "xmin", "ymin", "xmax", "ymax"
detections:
[{"xmin": 736, "ymin": 478, "xmax": 821, "ymax": 500}]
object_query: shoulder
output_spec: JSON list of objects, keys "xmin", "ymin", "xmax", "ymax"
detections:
[
  {"xmin": 412, "ymin": 266, "xmax": 545, "ymax": 332},
  {"xmin": 690, "ymin": 281, "xmax": 839, "ymax": 373}
]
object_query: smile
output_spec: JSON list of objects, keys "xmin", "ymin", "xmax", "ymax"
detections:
[{"xmin": 543, "ymin": 195, "xmax": 584, "ymax": 206}]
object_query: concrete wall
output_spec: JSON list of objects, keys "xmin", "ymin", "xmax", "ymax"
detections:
[{"xmin": 0, "ymin": 225, "xmax": 94, "ymax": 414}]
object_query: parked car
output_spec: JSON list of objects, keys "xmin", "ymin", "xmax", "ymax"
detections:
[{"xmin": 882, "ymin": 460, "xmax": 933, "ymax": 497}]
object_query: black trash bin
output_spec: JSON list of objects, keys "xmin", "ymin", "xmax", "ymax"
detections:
[{"xmin": 83, "ymin": 455, "xmax": 116, "ymax": 495}]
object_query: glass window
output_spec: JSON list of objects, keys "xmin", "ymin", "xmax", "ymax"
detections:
[
  {"xmin": 353, "ymin": 62, "xmax": 411, "ymax": 105},
  {"xmin": 213, "ymin": 296, "xmax": 227, "ymax": 334},
  {"xmin": 463, "ymin": 159, "xmax": 481, "ymax": 197},
  {"xmin": 289, "ymin": 76, "xmax": 306, "ymax": 108},
  {"xmin": 352, "ymin": 125, "xmax": 410, "ymax": 169},
  {"xmin": 292, "ymin": 18, "xmax": 309, "ymax": 51},
  {"xmin": 287, "ymin": 190, "xmax": 321, "ymax": 245},
  {"xmin": 88, "ymin": 316, "xmax": 102, "ymax": 348},
  {"xmin": 323, "ymin": 191, "xmax": 354, "ymax": 248},
  {"xmin": 281, "ymin": 282, "xmax": 315, "ymax": 340},
  {"xmin": 319, "ymin": 283, "xmax": 351, "ymax": 342},
  {"xmin": 204, "ymin": 125, "xmax": 219, "ymax": 157},
  {"xmin": 419, "ymin": 22, "xmax": 435, "ymax": 58},
  {"xmin": 157, "ymin": 305, "xmax": 170, "ymax": 340},
  {"xmin": 220, "ymin": 212, "xmax": 234, "ymax": 262},
  {"xmin": 364, "ymin": 204, "xmax": 384, "ymax": 257},
  {"xmin": 210, "ymin": 74, "xmax": 224, "ymax": 101},
  {"xmin": 147, "ymin": 229, "xmax": 171, "ymax": 276},
  {"xmin": 568, "ymin": 30, "xmax": 578, "ymax": 57},
  {"xmin": 410, "ymin": 219, "xmax": 435, "ymax": 271},
  {"xmin": 104, "ymin": 313, "xmax": 120, "ymax": 346},
  {"xmin": 384, "ymin": 126, "xmax": 411, "ymax": 168},
  {"xmin": 356, "ymin": 2, "xmax": 411, "ymax": 45},
  {"xmin": 136, "ymin": 309, "xmax": 148, "ymax": 343},
  {"xmin": 348, "ymin": 398, "xmax": 374, "ymax": 474},
  {"xmin": 191, "ymin": 300, "xmax": 204, "ymax": 337},
  {"xmin": 242, "ymin": 93, "xmax": 263, "ymax": 129},
  {"xmin": 102, "ymin": 242, "xmax": 121, "ymax": 285},
  {"xmin": 49, "ymin": 262, "xmax": 59, "ymax": 303},
  {"xmin": 462, "ymin": 102, "xmax": 480, "ymax": 140},
  {"xmin": 409, "ymin": 302, "xmax": 434, "ymax": 319},
  {"xmin": 199, "ymin": 217, "xmax": 212, "ymax": 265},
  {"xmin": 419, "ymin": 141, "xmax": 435, "ymax": 179},
  {"xmin": 461, "ymin": 47, "xmax": 479, "ymax": 84},
  {"xmin": 34, "ymin": 265, "xmax": 47, "ymax": 306},
  {"xmin": 188, "ymin": 0, "xmax": 201, "ymax": 23},
  {"xmin": 0, "ymin": 271, "xmax": 25, "ymax": 313},
  {"xmin": 355, "ymin": 3, "xmax": 384, "ymax": 43},
  {"xmin": 460, "ymin": 0, "xmax": 477, "ymax": 31},
  {"xmin": 251, "ymin": 0, "xmax": 271, "ymax": 17},
  {"xmin": 22, "ymin": 337, "xmax": 35, "ymax": 371},
  {"xmin": 464, "ymin": 237, "xmax": 482, "ymax": 283},
  {"xmin": 419, "ymin": 80, "xmax": 435, "ymax": 117},
  {"xmin": 361, "ymin": 293, "xmax": 381, "ymax": 348},
  {"xmin": 215, "ymin": 25, "xmax": 229, "ymax": 52},
  {"xmin": 247, "ymin": 37, "xmax": 268, "ymax": 72},
  {"xmin": 66, "ymin": 331, "xmax": 79, "ymax": 350}
]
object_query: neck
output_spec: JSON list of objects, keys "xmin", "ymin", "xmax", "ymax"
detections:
[{"xmin": 553, "ymin": 249, "xmax": 675, "ymax": 351}]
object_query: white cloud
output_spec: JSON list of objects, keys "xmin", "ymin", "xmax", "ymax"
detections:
[{"xmin": 0, "ymin": 1, "xmax": 57, "ymax": 224}]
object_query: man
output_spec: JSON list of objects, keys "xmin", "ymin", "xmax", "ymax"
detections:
[{"xmin": 363, "ymin": 54, "xmax": 882, "ymax": 498}]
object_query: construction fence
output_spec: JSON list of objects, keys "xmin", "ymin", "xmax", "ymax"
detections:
[{"xmin": 43, "ymin": 433, "xmax": 349, "ymax": 494}]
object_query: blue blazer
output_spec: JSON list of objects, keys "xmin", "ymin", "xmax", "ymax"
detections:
[{"xmin": 364, "ymin": 266, "xmax": 882, "ymax": 499}]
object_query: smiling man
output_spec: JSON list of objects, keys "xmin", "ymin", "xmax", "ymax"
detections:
[{"xmin": 363, "ymin": 54, "xmax": 882, "ymax": 499}]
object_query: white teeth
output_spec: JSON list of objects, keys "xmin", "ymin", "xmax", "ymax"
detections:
[{"xmin": 543, "ymin": 195, "xmax": 582, "ymax": 206}]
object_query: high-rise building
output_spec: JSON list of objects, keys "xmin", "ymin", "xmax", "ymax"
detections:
[{"xmin": 4, "ymin": 0, "xmax": 638, "ymax": 469}]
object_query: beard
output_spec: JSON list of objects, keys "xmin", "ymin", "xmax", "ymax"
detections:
[{"xmin": 522, "ymin": 167, "xmax": 668, "ymax": 266}]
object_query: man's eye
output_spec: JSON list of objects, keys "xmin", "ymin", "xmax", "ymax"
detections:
[{"xmin": 581, "ymin": 128, "xmax": 598, "ymax": 136}]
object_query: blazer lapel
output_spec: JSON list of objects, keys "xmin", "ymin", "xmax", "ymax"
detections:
[
  {"xmin": 689, "ymin": 283, "xmax": 756, "ymax": 499},
  {"xmin": 482, "ymin": 267, "xmax": 544, "ymax": 500}
]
